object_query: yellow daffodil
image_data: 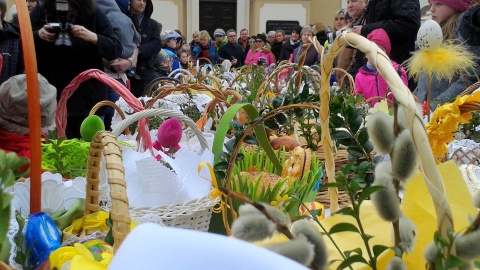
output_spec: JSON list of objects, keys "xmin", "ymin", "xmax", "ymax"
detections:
[
  {"xmin": 271, "ymin": 195, "xmax": 290, "ymax": 211},
  {"xmin": 50, "ymin": 241, "xmax": 112, "ymax": 270},
  {"xmin": 265, "ymin": 91, "xmax": 276, "ymax": 98},
  {"xmin": 426, "ymin": 92, "xmax": 480, "ymax": 158}
]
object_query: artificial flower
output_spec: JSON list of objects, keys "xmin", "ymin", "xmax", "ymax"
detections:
[
  {"xmin": 271, "ymin": 195, "xmax": 291, "ymax": 211},
  {"xmin": 426, "ymin": 92, "xmax": 480, "ymax": 158},
  {"xmin": 405, "ymin": 41, "xmax": 476, "ymax": 82}
]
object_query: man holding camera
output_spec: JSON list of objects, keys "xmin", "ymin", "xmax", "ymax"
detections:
[
  {"xmin": 33, "ymin": 0, "xmax": 122, "ymax": 138},
  {"xmin": 218, "ymin": 29, "xmax": 245, "ymax": 68}
]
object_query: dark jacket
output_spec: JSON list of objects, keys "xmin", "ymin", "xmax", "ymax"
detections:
[
  {"xmin": 218, "ymin": 42, "xmax": 245, "ymax": 68},
  {"xmin": 271, "ymin": 41, "xmax": 283, "ymax": 63},
  {"xmin": 0, "ymin": 21, "xmax": 23, "ymax": 85},
  {"xmin": 292, "ymin": 43, "xmax": 320, "ymax": 67},
  {"xmin": 361, "ymin": 0, "xmax": 420, "ymax": 65},
  {"xmin": 32, "ymin": 7, "xmax": 122, "ymax": 138},
  {"xmin": 129, "ymin": 0, "xmax": 161, "ymax": 97},
  {"xmin": 278, "ymin": 38, "xmax": 300, "ymax": 62},
  {"xmin": 237, "ymin": 38, "xmax": 250, "ymax": 56}
]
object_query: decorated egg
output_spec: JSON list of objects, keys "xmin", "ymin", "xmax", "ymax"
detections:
[
  {"xmin": 83, "ymin": 240, "xmax": 113, "ymax": 264},
  {"xmin": 417, "ymin": 20, "xmax": 443, "ymax": 51}
]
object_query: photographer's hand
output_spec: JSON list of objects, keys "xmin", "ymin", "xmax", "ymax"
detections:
[
  {"xmin": 352, "ymin": 26, "xmax": 362, "ymax": 35},
  {"xmin": 71, "ymin": 25, "xmax": 98, "ymax": 45},
  {"xmin": 38, "ymin": 25, "xmax": 56, "ymax": 43},
  {"xmin": 110, "ymin": 59, "xmax": 132, "ymax": 73}
]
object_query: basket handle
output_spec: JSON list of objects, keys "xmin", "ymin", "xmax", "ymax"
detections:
[
  {"xmin": 89, "ymin": 100, "xmax": 131, "ymax": 135},
  {"xmin": 85, "ymin": 131, "xmax": 130, "ymax": 252},
  {"xmin": 323, "ymin": 32, "xmax": 453, "ymax": 239},
  {"xmin": 111, "ymin": 109, "xmax": 209, "ymax": 151},
  {"xmin": 55, "ymin": 69, "xmax": 150, "ymax": 150}
]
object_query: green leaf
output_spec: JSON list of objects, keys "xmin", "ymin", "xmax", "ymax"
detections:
[
  {"xmin": 445, "ymin": 254, "xmax": 464, "ymax": 269},
  {"xmin": 331, "ymin": 130, "xmax": 352, "ymax": 140},
  {"xmin": 225, "ymin": 139, "xmax": 236, "ymax": 152},
  {"xmin": 337, "ymin": 254, "xmax": 369, "ymax": 269},
  {"xmin": 329, "ymin": 222, "xmax": 359, "ymax": 234},
  {"xmin": 214, "ymin": 161, "xmax": 229, "ymax": 170},
  {"xmin": 334, "ymin": 207, "xmax": 355, "ymax": 217},
  {"xmin": 272, "ymin": 96, "xmax": 283, "ymax": 108},
  {"xmin": 357, "ymin": 128, "xmax": 369, "ymax": 145},
  {"xmin": 216, "ymin": 152, "xmax": 230, "ymax": 160},
  {"xmin": 349, "ymin": 181, "xmax": 362, "ymax": 194},
  {"xmin": 244, "ymin": 135, "xmax": 258, "ymax": 145},
  {"xmin": 372, "ymin": 245, "xmax": 389, "ymax": 257},
  {"xmin": 363, "ymin": 141, "xmax": 374, "ymax": 154},
  {"xmin": 264, "ymin": 117, "xmax": 279, "ymax": 130},
  {"xmin": 275, "ymin": 113, "xmax": 288, "ymax": 125},
  {"xmin": 236, "ymin": 153, "xmax": 245, "ymax": 161},
  {"xmin": 347, "ymin": 146, "xmax": 364, "ymax": 158},
  {"xmin": 358, "ymin": 186, "xmax": 384, "ymax": 205}
]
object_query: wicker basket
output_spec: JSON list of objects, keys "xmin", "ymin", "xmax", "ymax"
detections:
[
  {"xmin": 86, "ymin": 131, "xmax": 130, "ymax": 252},
  {"xmin": 111, "ymin": 109, "xmax": 218, "ymax": 232},
  {"xmin": 89, "ymin": 100, "xmax": 131, "ymax": 135},
  {"xmin": 314, "ymin": 148, "xmax": 352, "ymax": 208}
]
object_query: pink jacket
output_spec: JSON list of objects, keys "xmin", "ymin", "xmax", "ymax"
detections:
[
  {"xmin": 354, "ymin": 61, "xmax": 408, "ymax": 106},
  {"xmin": 244, "ymin": 49, "xmax": 276, "ymax": 66}
]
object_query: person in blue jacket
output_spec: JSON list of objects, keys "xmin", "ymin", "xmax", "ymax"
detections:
[{"xmin": 161, "ymin": 31, "xmax": 183, "ymax": 71}]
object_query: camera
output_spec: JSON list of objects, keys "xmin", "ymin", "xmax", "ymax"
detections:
[
  {"xmin": 257, "ymin": 57, "xmax": 267, "ymax": 66},
  {"xmin": 49, "ymin": 0, "xmax": 73, "ymax": 46}
]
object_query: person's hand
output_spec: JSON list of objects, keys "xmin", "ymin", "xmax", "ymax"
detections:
[
  {"xmin": 110, "ymin": 59, "xmax": 132, "ymax": 73},
  {"xmin": 71, "ymin": 25, "xmax": 98, "ymax": 44},
  {"xmin": 352, "ymin": 26, "xmax": 362, "ymax": 35},
  {"xmin": 38, "ymin": 25, "xmax": 56, "ymax": 42}
]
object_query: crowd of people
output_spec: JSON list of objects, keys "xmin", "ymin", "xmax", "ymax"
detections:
[{"xmin": 0, "ymin": 0, "xmax": 479, "ymax": 146}]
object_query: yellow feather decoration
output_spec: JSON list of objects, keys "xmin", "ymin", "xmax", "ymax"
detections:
[{"xmin": 405, "ymin": 41, "xmax": 477, "ymax": 82}]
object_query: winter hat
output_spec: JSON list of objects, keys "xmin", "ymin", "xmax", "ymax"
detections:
[
  {"xmin": 428, "ymin": 0, "xmax": 472, "ymax": 12},
  {"xmin": 214, "ymin": 28, "xmax": 226, "ymax": 37},
  {"xmin": 367, "ymin": 28, "xmax": 391, "ymax": 56},
  {"xmin": 0, "ymin": 74, "xmax": 57, "ymax": 135}
]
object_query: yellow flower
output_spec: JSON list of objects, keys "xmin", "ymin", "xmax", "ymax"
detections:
[
  {"xmin": 426, "ymin": 92, "xmax": 480, "ymax": 158},
  {"xmin": 265, "ymin": 91, "xmax": 276, "ymax": 98},
  {"xmin": 271, "ymin": 195, "xmax": 290, "ymax": 211}
]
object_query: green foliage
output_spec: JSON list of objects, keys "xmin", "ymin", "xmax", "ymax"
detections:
[
  {"xmin": 0, "ymin": 151, "xmax": 30, "ymax": 264},
  {"xmin": 330, "ymin": 94, "xmax": 379, "ymax": 186},
  {"xmin": 458, "ymin": 111, "xmax": 480, "ymax": 143},
  {"xmin": 315, "ymin": 168, "xmax": 395, "ymax": 269},
  {"xmin": 429, "ymin": 229, "xmax": 466, "ymax": 269},
  {"xmin": 13, "ymin": 211, "xmax": 33, "ymax": 270},
  {"xmin": 42, "ymin": 131, "xmax": 90, "ymax": 179},
  {"xmin": 237, "ymin": 65, "xmax": 268, "ymax": 104}
]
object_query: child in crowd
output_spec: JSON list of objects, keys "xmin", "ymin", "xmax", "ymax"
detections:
[
  {"xmin": 354, "ymin": 28, "xmax": 408, "ymax": 106},
  {"xmin": 177, "ymin": 50, "xmax": 189, "ymax": 69}
]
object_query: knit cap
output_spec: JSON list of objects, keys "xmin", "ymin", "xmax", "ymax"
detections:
[
  {"xmin": 0, "ymin": 74, "xmax": 56, "ymax": 135},
  {"xmin": 428, "ymin": 0, "xmax": 472, "ymax": 12},
  {"xmin": 214, "ymin": 28, "xmax": 226, "ymax": 37},
  {"xmin": 367, "ymin": 28, "xmax": 391, "ymax": 56}
]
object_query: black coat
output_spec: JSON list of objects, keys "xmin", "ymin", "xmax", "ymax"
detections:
[
  {"xmin": 271, "ymin": 41, "xmax": 283, "ymax": 63},
  {"xmin": 218, "ymin": 42, "xmax": 245, "ymax": 68},
  {"xmin": 32, "ymin": 7, "xmax": 122, "ymax": 138},
  {"xmin": 0, "ymin": 21, "xmax": 23, "ymax": 85},
  {"xmin": 129, "ymin": 0, "xmax": 161, "ymax": 97},
  {"xmin": 278, "ymin": 38, "xmax": 300, "ymax": 62},
  {"xmin": 361, "ymin": 0, "xmax": 420, "ymax": 65}
]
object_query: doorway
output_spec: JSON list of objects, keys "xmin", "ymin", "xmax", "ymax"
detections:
[{"xmin": 199, "ymin": 0, "xmax": 237, "ymax": 38}]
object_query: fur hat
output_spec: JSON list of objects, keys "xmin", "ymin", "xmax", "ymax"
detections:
[
  {"xmin": 428, "ymin": 0, "xmax": 472, "ymax": 12},
  {"xmin": 214, "ymin": 28, "xmax": 226, "ymax": 37},
  {"xmin": 0, "ymin": 74, "xmax": 57, "ymax": 135},
  {"xmin": 367, "ymin": 28, "xmax": 391, "ymax": 56}
]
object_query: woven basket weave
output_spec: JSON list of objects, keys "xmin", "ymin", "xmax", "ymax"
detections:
[
  {"xmin": 86, "ymin": 131, "xmax": 130, "ymax": 252},
  {"xmin": 111, "ymin": 108, "xmax": 218, "ymax": 232}
]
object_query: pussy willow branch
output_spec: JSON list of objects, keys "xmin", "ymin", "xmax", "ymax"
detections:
[
  {"xmin": 391, "ymin": 99, "xmax": 403, "ymax": 252},
  {"xmin": 219, "ymin": 187, "xmax": 294, "ymax": 239}
]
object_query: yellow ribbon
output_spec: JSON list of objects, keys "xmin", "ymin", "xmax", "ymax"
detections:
[{"xmin": 198, "ymin": 162, "xmax": 235, "ymax": 234}]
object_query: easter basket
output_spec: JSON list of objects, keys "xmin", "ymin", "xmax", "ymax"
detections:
[
  {"xmin": 110, "ymin": 109, "xmax": 219, "ymax": 232},
  {"xmin": 7, "ymin": 131, "xmax": 130, "ymax": 269}
]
